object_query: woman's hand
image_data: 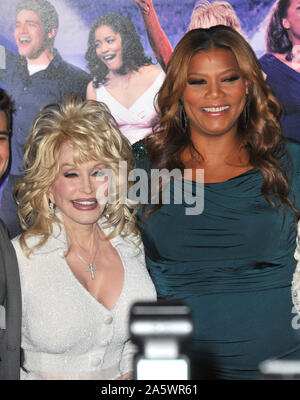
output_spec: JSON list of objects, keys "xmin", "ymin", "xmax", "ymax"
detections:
[
  {"xmin": 116, "ymin": 372, "xmax": 133, "ymax": 380},
  {"xmin": 131, "ymin": 0, "xmax": 152, "ymax": 15}
]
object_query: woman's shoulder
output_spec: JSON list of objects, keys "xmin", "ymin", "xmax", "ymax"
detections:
[
  {"xmin": 141, "ymin": 63, "xmax": 162, "ymax": 73},
  {"xmin": 109, "ymin": 230, "xmax": 144, "ymax": 262},
  {"xmin": 11, "ymin": 236, "xmax": 29, "ymax": 268},
  {"xmin": 11, "ymin": 223, "xmax": 67, "ymax": 260},
  {"xmin": 11, "ymin": 235, "xmax": 23, "ymax": 252},
  {"xmin": 11, "ymin": 234, "xmax": 42, "ymax": 259},
  {"xmin": 284, "ymin": 138, "xmax": 300, "ymax": 163},
  {"xmin": 281, "ymin": 139, "xmax": 300, "ymax": 184},
  {"xmin": 259, "ymin": 53, "xmax": 288, "ymax": 74},
  {"xmin": 139, "ymin": 64, "xmax": 164, "ymax": 81},
  {"xmin": 86, "ymin": 80, "xmax": 98, "ymax": 100}
]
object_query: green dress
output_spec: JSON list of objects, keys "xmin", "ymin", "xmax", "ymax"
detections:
[{"xmin": 136, "ymin": 139, "xmax": 300, "ymax": 379}]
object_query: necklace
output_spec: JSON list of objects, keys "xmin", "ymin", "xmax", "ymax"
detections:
[
  {"xmin": 73, "ymin": 230, "xmax": 98, "ymax": 280},
  {"xmin": 76, "ymin": 252, "xmax": 97, "ymax": 280}
]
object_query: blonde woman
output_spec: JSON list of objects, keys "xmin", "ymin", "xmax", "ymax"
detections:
[{"xmin": 12, "ymin": 94, "xmax": 156, "ymax": 380}]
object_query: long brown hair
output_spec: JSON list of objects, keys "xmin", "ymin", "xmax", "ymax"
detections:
[{"xmin": 146, "ymin": 25, "xmax": 297, "ymax": 216}]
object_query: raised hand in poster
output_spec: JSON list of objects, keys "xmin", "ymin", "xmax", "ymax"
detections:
[
  {"xmin": 131, "ymin": 0, "xmax": 151, "ymax": 14},
  {"xmin": 132, "ymin": 0, "xmax": 245, "ymax": 71},
  {"xmin": 131, "ymin": 0, "xmax": 173, "ymax": 70},
  {"xmin": 85, "ymin": 12, "xmax": 164, "ymax": 145}
]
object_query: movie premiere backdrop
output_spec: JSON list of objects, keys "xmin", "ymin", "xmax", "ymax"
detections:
[
  {"xmin": 0, "ymin": 0, "xmax": 298, "ymax": 169},
  {"xmin": 0, "ymin": 0, "xmax": 276, "ymax": 69}
]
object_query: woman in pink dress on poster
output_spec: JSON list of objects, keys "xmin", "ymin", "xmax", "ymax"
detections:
[{"xmin": 85, "ymin": 13, "xmax": 164, "ymax": 145}]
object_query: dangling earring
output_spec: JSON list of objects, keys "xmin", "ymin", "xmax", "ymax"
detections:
[
  {"xmin": 49, "ymin": 200, "xmax": 56, "ymax": 214},
  {"xmin": 243, "ymin": 94, "xmax": 249, "ymax": 129},
  {"xmin": 179, "ymin": 100, "xmax": 188, "ymax": 133}
]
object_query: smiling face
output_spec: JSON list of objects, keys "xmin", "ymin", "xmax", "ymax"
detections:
[
  {"xmin": 182, "ymin": 47, "xmax": 248, "ymax": 140},
  {"xmin": 0, "ymin": 111, "xmax": 9, "ymax": 178},
  {"xmin": 94, "ymin": 25, "xmax": 123, "ymax": 71},
  {"xmin": 48, "ymin": 142, "xmax": 109, "ymax": 231},
  {"xmin": 282, "ymin": 0, "xmax": 300, "ymax": 46},
  {"xmin": 14, "ymin": 9, "xmax": 53, "ymax": 60}
]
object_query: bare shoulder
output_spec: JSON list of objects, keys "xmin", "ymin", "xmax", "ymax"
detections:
[
  {"xmin": 139, "ymin": 63, "xmax": 163, "ymax": 79},
  {"xmin": 86, "ymin": 80, "xmax": 97, "ymax": 100}
]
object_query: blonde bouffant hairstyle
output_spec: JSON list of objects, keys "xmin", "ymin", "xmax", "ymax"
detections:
[
  {"xmin": 16, "ymin": 94, "xmax": 139, "ymax": 256},
  {"xmin": 188, "ymin": 0, "xmax": 244, "ymax": 36}
]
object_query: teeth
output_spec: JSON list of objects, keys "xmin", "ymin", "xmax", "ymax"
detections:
[
  {"xmin": 203, "ymin": 106, "xmax": 230, "ymax": 112},
  {"xmin": 73, "ymin": 201, "xmax": 96, "ymax": 205},
  {"xmin": 103, "ymin": 55, "xmax": 114, "ymax": 60},
  {"xmin": 20, "ymin": 38, "xmax": 31, "ymax": 43}
]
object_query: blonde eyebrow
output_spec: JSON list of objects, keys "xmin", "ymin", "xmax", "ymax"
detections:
[
  {"xmin": 61, "ymin": 163, "xmax": 75, "ymax": 167},
  {"xmin": 60, "ymin": 162, "xmax": 106, "ymax": 169}
]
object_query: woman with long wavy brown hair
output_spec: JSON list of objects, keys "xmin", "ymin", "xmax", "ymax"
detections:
[{"xmin": 136, "ymin": 25, "xmax": 300, "ymax": 379}]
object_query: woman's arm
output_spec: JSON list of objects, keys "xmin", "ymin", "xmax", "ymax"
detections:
[
  {"xmin": 131, "ymin": 0, "xmax": 173, "ymax": 71},
  {"xmin": 86, "ymin": 81, "xmax": 97, "ymax": 101}
]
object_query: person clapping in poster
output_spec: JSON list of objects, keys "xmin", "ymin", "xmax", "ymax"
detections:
[{"xmin": 85, "ymin": 13, "xmax": 164, "ymax": 146}]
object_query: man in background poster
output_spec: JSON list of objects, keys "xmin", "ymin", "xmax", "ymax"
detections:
[{"xmin": 0, "ymin": 0, "xmax": 90, "ymax": 238}]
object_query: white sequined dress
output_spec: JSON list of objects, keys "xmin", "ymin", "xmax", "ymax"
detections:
[{"xmin": 12, "ymin": 221, "xmax": 156, "ymax": 380}]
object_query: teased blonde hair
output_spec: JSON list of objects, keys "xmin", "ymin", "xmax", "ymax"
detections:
[
  {"xmin": 188, "ymin": 0, "xmax": 244, "ymax": 36},
  {"xmin": 16, "ymin": 94, "xmax": 139, "ymax": 255}
]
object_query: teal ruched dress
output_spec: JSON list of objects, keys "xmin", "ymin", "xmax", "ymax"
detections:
[{"xmin": 136, "ymin": 139, "xmax": 300, "ymax": 379}]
